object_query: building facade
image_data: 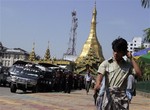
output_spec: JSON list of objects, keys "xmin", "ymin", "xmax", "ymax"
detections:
[
  {"xmin": 0, "ymin": 42, "xmax": 29, "ymax": 67},
  {"xmin": 128, "ymin": 37, "xmax": 150, "ymax": 53}
]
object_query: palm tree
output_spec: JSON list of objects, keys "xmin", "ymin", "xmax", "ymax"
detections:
[
  {"xmin": 141, "ymin": 0, "xmax": 150, "ymax": 8},
  {"xmin": 143, "ymin": 28, "xmax": 150, "ymax": 43}
]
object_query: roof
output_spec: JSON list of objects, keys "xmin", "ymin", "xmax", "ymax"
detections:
[
  {"xmin": 38, "ymin": 63, "xmax": 59, "ymax": 67},
  {"xmin": 5, "ymin": 48, "xmax": 29, "ymax": 54},
  {"xmin": 13, "ymin": 60, "xmax": 33, "ymax": 66},
  {"xmin": 133, "ymin": 48, "xmax": 150, "ymax": 57}
]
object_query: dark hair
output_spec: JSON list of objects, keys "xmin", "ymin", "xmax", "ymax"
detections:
[{"xmin": 112, "ymin": 37, "xmax": 128, "ymax": 55}]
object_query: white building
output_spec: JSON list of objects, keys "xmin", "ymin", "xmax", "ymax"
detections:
[
  {"xmin": 0, "ymin": 42, "xmax": 29, "ymax": 67},
  {"xmin": 127, "ymin": 37, "xmax": 150, "ymax": 53},
  {"xmin": 143, "ymin": 42, "xmax": 150, "ymax": 48}
]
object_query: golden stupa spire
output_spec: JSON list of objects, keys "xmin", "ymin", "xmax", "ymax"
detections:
[
  {"xmin": 29, "ymin": 42, "xmax": 36, "ymax": 61},
  {"xmin": 75, "ymin": 3, "xmax": 104, "ymax": 75},
  {"xmin": 76, "ymin": 3, "xmax": 104, "ymax": 62},
  {"xmin": 44, "ymin": 41, "xmax": 51, "ymax": 61}
]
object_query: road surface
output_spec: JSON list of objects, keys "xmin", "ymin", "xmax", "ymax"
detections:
[{"xmin": 0, "ymin": 87, "xmax": 149, "ymax": 110}]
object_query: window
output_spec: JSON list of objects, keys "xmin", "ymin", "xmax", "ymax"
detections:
[{"xmin": 8, "ymin": 54, "xmax": 10, "ymax": 59}]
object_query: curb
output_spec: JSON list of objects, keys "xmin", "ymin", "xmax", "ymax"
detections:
[{"xmin": 137, "ymin": 91, "xmax": 150, "ymax": 98}]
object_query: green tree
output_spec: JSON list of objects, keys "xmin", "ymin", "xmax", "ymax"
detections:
[
  {"xmin": 143, "ymin": 28, "xmax": 150, "ymax": 43},
  {"xmin": 141, "ymin": 0, "xmax": 150, "ymax": 8}
]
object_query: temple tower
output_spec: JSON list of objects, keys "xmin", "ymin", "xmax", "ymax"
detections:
[
  {"xmin": 44, "ymin": 41, "xmax": 51, "ymax": 61},
  {"xmin": 75, "ymin": 3, "xmax": 104, "ymax": 75},
  {"xmin": 29, "ymin": 42, "xmax": 36, "ymax": 61}
]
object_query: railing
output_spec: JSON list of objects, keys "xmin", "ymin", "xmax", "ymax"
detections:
[{"xmin": 136, "ymin": 81, "xmax": 150, "ymax": 93}]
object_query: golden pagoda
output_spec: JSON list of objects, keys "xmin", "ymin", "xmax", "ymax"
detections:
[
  {"xmin": 44, "ymin": 41, "xmax": 51, "ymax": 61},
  {"xmin": 29, "ymin": 42, "xmax": 36, "ymax": 62},
  {"xmin": 75, "ymin": 3, "xmax": 104, "ymax": 76}
]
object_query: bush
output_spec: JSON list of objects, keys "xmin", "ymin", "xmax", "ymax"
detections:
[{"xmin": 136, "ymin": 81, "xmax": 150, "ymax": 93}]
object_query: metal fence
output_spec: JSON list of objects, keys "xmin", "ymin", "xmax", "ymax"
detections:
[{"xmin": 136, "ymin": 81, "xmax": 150, "ymax": 93}]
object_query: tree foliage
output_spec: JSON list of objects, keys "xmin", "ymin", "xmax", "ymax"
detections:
[
  {"xmin": 137, "ymin": 59, "xmax": 150, "ymax": 81},
  {"xmin": 141, "ymin": 0, "xmax": 150, "ymax": 8},
  {"xmin": 143, "ymin": 28, "xmax": 150, "ymax": 43}
]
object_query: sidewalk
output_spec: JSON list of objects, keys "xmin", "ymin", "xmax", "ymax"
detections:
[
  {"xmin": 130, "ymin": 92, "xmax": 150, "ymax": 110},
  {"xmin": 0, "ymin": 89, "xmax": 149, "ymax": 110}
]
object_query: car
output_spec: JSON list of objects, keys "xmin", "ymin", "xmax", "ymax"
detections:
[
  {"xmin": 10, "ymin": 66, "xmax": 40, "ymax": 93},
  {"xmin": 6, "ymin": 65, "xmax": 24, "ymax": 86},
  {"xmin": 9, "ymin": 61, "xmax": 55, "ymax": 93}
]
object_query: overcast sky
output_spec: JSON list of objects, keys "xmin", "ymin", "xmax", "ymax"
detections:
[{"xmin": 0, "ymin": 0, "xmax": 150, "ymax": 59}]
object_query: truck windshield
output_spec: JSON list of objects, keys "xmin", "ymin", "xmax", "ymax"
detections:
[
  {"xmin": 9, "ymin": 66, "xmax": 24, "ymax": 75},
  {"xmin": 20, "ymin": 69, "xmax": 40, "ymax": 77}
]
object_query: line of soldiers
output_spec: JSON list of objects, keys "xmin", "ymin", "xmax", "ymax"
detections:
[{"xmin": 52, "ymin": 69, "xmax": 85, "ymax": 93}]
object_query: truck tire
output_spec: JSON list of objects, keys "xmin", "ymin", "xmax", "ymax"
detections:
[
  {"xmin": 10, "ymin": 83, "xmax": 17, "ymax": 93},
  {"xmin": 32, "ymin": 85, "xmax": 39, "ymax": 93}
]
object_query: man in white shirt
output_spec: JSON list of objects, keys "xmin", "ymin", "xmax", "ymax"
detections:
[{"xmin": 84, "ymin": 65, "xmax": 92, "ymax": 95}]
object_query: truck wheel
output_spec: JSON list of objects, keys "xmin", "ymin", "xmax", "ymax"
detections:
[
  {"xmin": 3, "ymin": 82, "xmax": 6, "ymax": 87},
  {"xmin": 32, "ymin": 85, "xmax": 39, "ymax": 93},
  {"xmin": 10, "ymin": 83, "xmax": 17, "ymax": 93},
  {"xmin": 23, "ymin": 89, "xmax": 26, "ymax": 93}
]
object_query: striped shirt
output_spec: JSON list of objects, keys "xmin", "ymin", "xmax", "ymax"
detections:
[{"xmin": 97, "ymin": 57, "xmax": 135, "ymax": 90}]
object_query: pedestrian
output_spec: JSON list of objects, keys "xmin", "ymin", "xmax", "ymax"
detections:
[
  {"xmin": 91, "ymin": 77, "xmax": 96, "ymax": 89},
  {"xmin": 84, "ymin": 65, "xmax": 92, "ymax": 95},
  {"xmin": 64, "ymin": 72, "xmax": 73, "ymax": 94},
  {"xmin": 94, "ymin": 37, "xmax": 142, "ymax": 110}
]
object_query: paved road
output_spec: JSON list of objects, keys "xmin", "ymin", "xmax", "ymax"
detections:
[{"xmin": 0, "ymin": 87, "xmax": 149, "ymax": 110}]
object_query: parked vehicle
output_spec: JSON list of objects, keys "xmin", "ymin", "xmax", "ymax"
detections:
[
  {"xmin": 9, "ymin": 61, "xmax": 55, "ymax": 93},
  {"xmin": 6, "ymin": 65, "xmax": 25, "ymax": 86},
  {"xmin": 0, "ymin": 66, "xmax": 9, "ymax": 86}
]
